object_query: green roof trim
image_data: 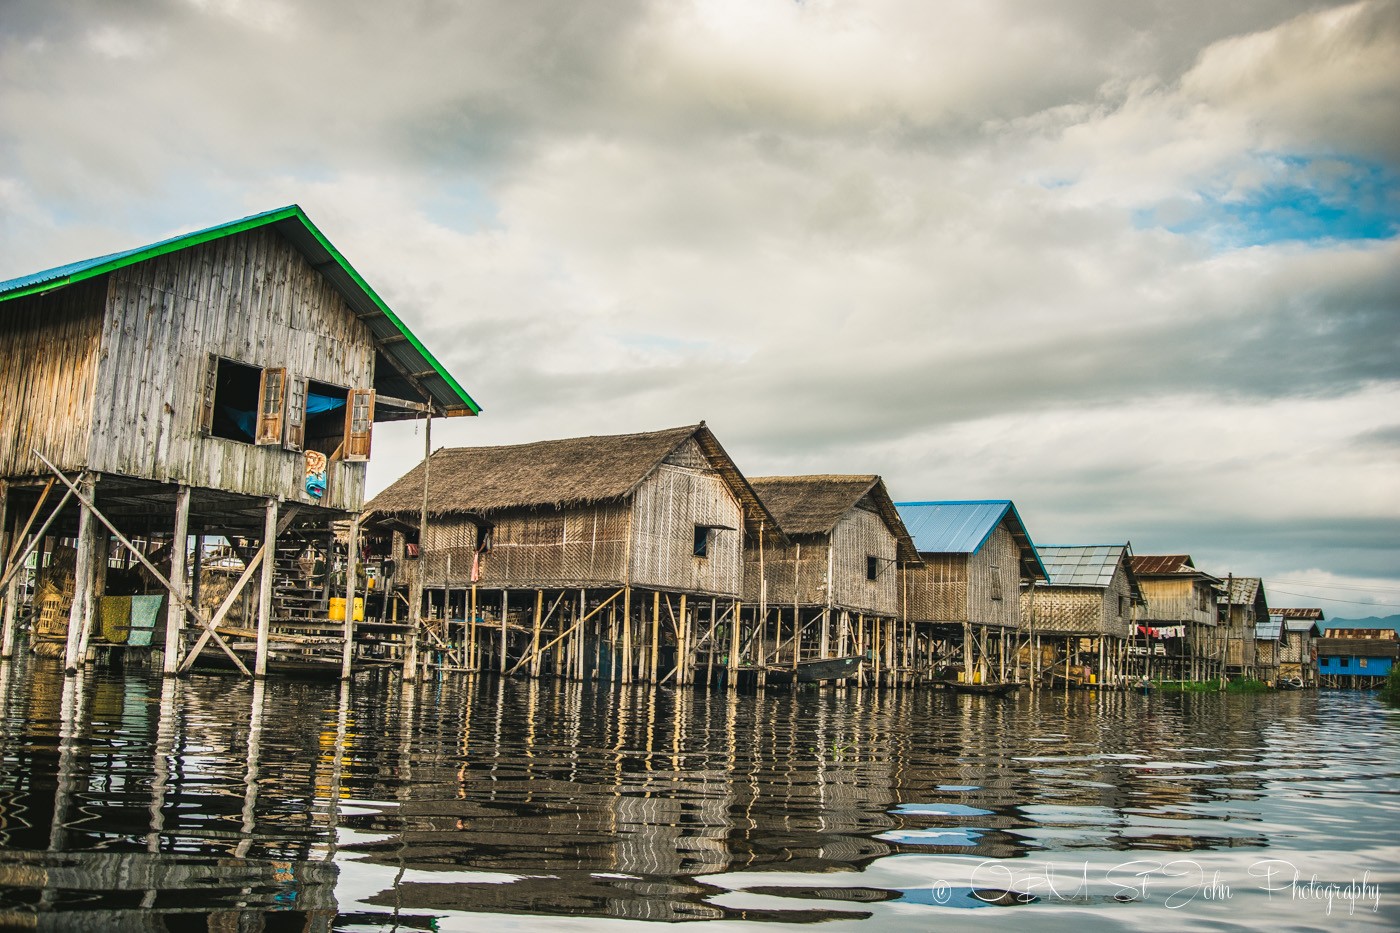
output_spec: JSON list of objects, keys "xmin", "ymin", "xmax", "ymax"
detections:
[{"xmin": 0, "ymin": 205, "xmax": 480, "ymax": 416}]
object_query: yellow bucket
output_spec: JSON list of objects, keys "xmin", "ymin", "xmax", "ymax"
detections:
[{"xmin": 329, "ymin": 597, "xmax": 364, "ymax": 622}]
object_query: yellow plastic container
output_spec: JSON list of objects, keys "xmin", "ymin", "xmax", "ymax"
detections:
[{"xmin": 329, "ymin": 597, "xmax": 364, "ymax": 622}]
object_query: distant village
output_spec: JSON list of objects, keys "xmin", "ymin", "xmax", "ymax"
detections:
[{"xmin": 1, "ymin": 207, "xmax": 1393, "ymax": 693}]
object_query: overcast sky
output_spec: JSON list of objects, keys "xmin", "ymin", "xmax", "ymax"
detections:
[{"xmin": 2, "ymin": 0, "xmax": 1397, "ymax": 616}]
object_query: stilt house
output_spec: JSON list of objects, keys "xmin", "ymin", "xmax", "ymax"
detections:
[
  {"xmin": 0, "ymin": 205, "xmax": 477, "ymax": 676},
  {"xmin": 894, "ymin": 500, "xmax": 1047, "ymax": 684},
  {"xmin": 1273, "ymin": 607, "xmax": 1323, "ymax": 686},
  {"xmin": 739, "ymin": 475, "xmax": 918, "ymax": 684},
  {"xmin": 1023, "ymin": 544, "xmax": 1142, "ymax": 687},
  {"xmin": 361, "ymin": 423, "xmax": 782, "ymax": 685},
  {"xmin": 1127, "ymin": 555, "xmax": 1224, "ymax": 683},
  {"xmin": 1316, "ymin": 621, "xmax": 1398, "ymax": 688},
  {"xmin": 1218, "ymin": 577, "xmax": 1268, "ymax": 678}
]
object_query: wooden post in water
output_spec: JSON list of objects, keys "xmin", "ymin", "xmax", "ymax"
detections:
[
  {"xmin": 621, "ymin": 586, "xmax": 632, "ymax": 684},
  {"xmin": 529, "ymin": 589, "xmax": 544, "ymax": 678},
  {"xmin": 341, "ymin": 516, "xmax": 361, "ymax": 679},
  {"xmin": 255, "ymin": 497, "xmax": 278, "ymax": 678},
  {"xmin": 162, "ymin": 486, "xmax": 191, "ymax": 674},
  {"xmin": 649, "ymin": 591, "xmax": 661, "ymax": 683},
  {"xmin": 63, "ymin": 476, "xmax": 98, "ymax": 673}
]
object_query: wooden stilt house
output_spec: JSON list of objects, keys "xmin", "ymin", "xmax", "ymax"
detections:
[
  {"xmin": 894, "ymin": 500, "xmax": 1047, "ymax": 685},
  {"xmin": 1127, "ymin": 555, "xmax": 1224, "ymax": 684},
  {"xmin": 1273, "ymin": 607, "xmax": 1323, "ymax": 687},
  {"xmin": 1022, "ymin": 545, "xmax": 1142, "ymax": 688},
  {"xmin": 0, "ymin": 205, "xmax": 478, "ymax": 677},
  {"xmin": 360, "ymin": 423, "xmax": 782, "ymax": 685},
  {"xmin": 739, "ymin": 476, "xmax": 918, "ymax": 685},
  {"xmin": 1218, "ymin": 577, "xmax": 1268, "ymax": 679}
]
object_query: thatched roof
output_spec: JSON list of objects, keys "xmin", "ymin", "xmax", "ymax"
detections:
[
  {"xmin": 363, "ymin": 423, "xmax": 783, "ymax": 539},
  {"xmin": 747, "ymin": 475, "xmax": 918, "ymax": 562}
]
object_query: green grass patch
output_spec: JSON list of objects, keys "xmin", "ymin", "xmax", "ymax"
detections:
[
  {"xmin": 1226, "ymin": 678, "xmax": 1269, "ymax": 693},
  {"xmin": 1381, "ymin": 667, "xmax": 1400, "ymax": 706},
  {"xmin": 1154, "ymin": 680, "xmax": 1221, "ymax": 693}
]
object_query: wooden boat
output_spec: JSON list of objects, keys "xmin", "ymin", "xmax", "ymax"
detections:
[
  {"xmin": 1276, "ymin": 677, "xmax": 1304, "ymax": 691},
  {"xmin": 767, "ymin": 655, "xmax": 864, "ymax": 683}
]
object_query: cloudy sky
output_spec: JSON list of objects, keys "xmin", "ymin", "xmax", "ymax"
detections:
[{"xmin": 2, "ymin": 0, "xmax": 1397, "ymax": 616}]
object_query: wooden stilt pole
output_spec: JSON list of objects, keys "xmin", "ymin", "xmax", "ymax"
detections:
[
  {"xmin": 162, "ymin": 486, "xmax": 191, "ymax": 674},
  {"xmin": 63, "ymin": 476, "xmax": 98, "ymax": 673},
  {"xmin": 255, "ymin": 497, "xmax": 278, "ymax": 678},
  {"xmin": 341, "ymin": 516, "xmax": 361, "ymax": 679},
  {"xmin": 621, "ymin": 586, "xmax": 632, "ymax": 684},
  {"xmin": 529, "ymin": 589, "xmax": 544, "ymax": 678},
  {"xmin": 650, "ymin": 591, "xmax": 660, "ymax": 683},
  {"xmin": 677, "ymin": 593, "xmax": 688, "ymax": 685}
]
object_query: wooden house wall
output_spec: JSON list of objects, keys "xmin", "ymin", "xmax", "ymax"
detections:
[
  {"xmin": 1222, "ymin": 604, "xmax": 1260, "ymax": 670},
  {"xmin": 1279, "ymin": 630, "xmax": 1312, "ymax": 665},
  {"xmin": 1137, "ymin": 577, "xmax": 1217, "ymax": 626},
  {"xmin": 965, "ymin": 524, "xmax": 1024, "ymax": 629},
  {"xmin": 828, "ymin": 504, "xmax": 898, "ymax": 617},
  {"xmin": 86, "ymin": 228, "xmax": 375, "ymax": 511},
  {"xmin": 627, "ymin": 443, "xmax": 744, "ymax": 597},
  {"xmin": 481, "ymin": 503, "xmax": 631, "ymax": 589},
  {"xmin": 901, "ymin": 555, "xmax": 967, "ymax": 623},
  {"xmin": 0, "ymin": 277, "xmax": 107, "ymax": 477}
]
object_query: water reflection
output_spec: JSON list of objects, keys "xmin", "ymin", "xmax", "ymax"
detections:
[{"xmin": 0, "ymin": 656, "xmax": 1396, "ymax": 930}]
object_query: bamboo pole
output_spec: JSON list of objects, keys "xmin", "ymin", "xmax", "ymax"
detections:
[
  {"xmin": 677, "ymin": 594, "xmax": 688, "ymax": 685},
  {"xmin": 529, "ymin": 589, "xmax": 544, "ymax": 678},
  {"xmin": 162, "ymin": 486, "xmax": 191, "ymax": 674},
  {"xmin": 63, "ymin": 476, "xmax": 97, "ymax": 673},
  {"xmin": 341, "ymin": 516, "xmax": 361, "ymax": 679},
  {"xmin": 649, "ymin": 591, "xmax": 660, "ymax": 683},
  {"xmin": 621, "ymin": 586, "xmax": 632, "ymax": 684}
]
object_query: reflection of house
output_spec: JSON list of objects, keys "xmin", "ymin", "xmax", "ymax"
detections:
[
  {"xmin": 1316, "ymin": 622, "xmax": 1398, "ymax": 688},
  {"xmin": 740, "ymin": 475, "xmax": 918, "ymax": 684},
  {"xmin": 363, "ymin": 424, "xmax": 781, "ymax": 684},
  {"xmin": 1219, "ymin": 577, "xmax": 1269, "ymax": 679},
  {"xmin": 1273, "ymin": 608, "xmax": 1323, "ymax": 686},
  {"xmin": 0, "ymin": 205, "xmax": 476, "ymax": 675},
  {"xmin": 1025, "ymin": 545, "xmax": 1142, "ymax": 687},
  {"xmin": 1128, "ymin": 555, "xmax": 1224, "ymax": 682},
  {"xmin": 895, "ymin": 500, "xmax": 1047, "ymax": 683}
]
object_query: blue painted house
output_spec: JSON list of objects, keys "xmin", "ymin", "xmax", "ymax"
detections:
[{"xmin": 1315, "ymin": 620, "xmax": 1398, "ymax": 687}]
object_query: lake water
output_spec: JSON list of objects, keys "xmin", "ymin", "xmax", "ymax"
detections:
[{"xmin": 0, "ymin": 656, "xmax": 1397, "ymax": 931}]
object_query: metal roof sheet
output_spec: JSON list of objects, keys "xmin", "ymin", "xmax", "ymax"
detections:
[
  {"xmin": 0, "ymin": 205, "xmax": 479, "ymax": 419},
  {"xmin": 894, "ymin": 499, "xmax": 1048, "ymax": 580},
  {"xmin": 1037, "ymin": 544, "xmax": 1128, "ymax": 588},
  {"xmin": 1255, "ymin": 618, "xmax": 1283, "ymax": 640}
]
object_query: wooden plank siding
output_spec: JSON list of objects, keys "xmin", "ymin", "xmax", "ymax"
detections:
[
  {"xmin": 0, "ymin": 276, "xmax": 107, "ymax": 476},
  {"xmin": 902, "ymin": 524, "xmax": 1024, "ymax": 628},
  {"xmin": 84, "ymin": 227, "xmax": 375, "ymax": 511},
  {"xmin": 1136, "ymin": 578, "xmax": 1217, "ymax": 627}
]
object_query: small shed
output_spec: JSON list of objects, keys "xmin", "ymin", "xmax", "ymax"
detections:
[
  {"xmin": 1025, "ymin": 544, "xmax": 1142, "ymax": 687},
  {"xmin": 0, "ymin": 205, "xmax": 476, "ymax": 677},
  {"xmin": 1128, "ymin": 555, "xmax": 1224, "ymax": 683},
  {"xmin": 362, "ymin": 423, "xmax": 780, "ymax": 685},
  {"xmin": 895, "ymin": 500, "xmax": 1047, "ymax": 684},
  {"xmin": 741, "ymin": 475, "xmax": 917, "ymax": 684}
]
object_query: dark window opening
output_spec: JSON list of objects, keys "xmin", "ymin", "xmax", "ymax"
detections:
[
  {"xmin": 304, "ymin": 380, "xmax": 350, "ymax": 457},
  {"xmin": 694, "ymin": 526, "xmax": 710, "ymax": 559},
  {"xmin": 208, "ymin": 358, "xmax": 263, "ymax": 443},
  {"xmin": 867, "ymin": 556, "xmax": 879, "ymax": 581}
]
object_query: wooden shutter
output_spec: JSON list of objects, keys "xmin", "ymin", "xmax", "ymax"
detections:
[
  {"xmin": 256, "ymin": 367, "xmax": 286, "ymax": 446},
  {"xmin": 198, "ymin": 354, "xmax": 218, "ymax": 436},
  {"xmin": 343, "ymin": 389, "xmax": 375, "ymax": 461},
  {"xmin": 283, "ymin": 375, "xmax": 307, "ymax": 452}
]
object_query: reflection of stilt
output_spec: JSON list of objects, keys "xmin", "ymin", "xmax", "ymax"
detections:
[
  {"xmin": 324, "ymin": 679, "xmax": 352, "ymax": 862},
  {"xmin": 143, "ymin": 676, "xmax": 181, "ymax": 908},
  {"xmin": 235, "ymin": 678, "xmax": 266, "ymax": 861},
  {"xmin": 44, "ymin": 670, "xmax": 90, "ymax": 908}
]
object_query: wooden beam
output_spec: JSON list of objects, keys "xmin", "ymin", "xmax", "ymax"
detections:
[
  {"xmin": 255, "ymin": 498, "xmax": 278, "ymax": 678},
  {"xmin": 162, "ymin": 486, "xmax": 191, "ymax": 674}
]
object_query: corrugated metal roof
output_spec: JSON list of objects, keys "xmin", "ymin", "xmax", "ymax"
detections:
[
  {"xmin": 894, "ymin": 499, "xmax": 1048, "ymax": 580},
  {"xmin": 0, "ymin": 205, "xmax": 479, "ymax": 419},
  {"xmin": 1255, "ymin": 618, "xmax": 1283, "ymax": 640},
  {"xmin": 1037, "ymin": 544, "xmax": 1129, "ymax": 588}
]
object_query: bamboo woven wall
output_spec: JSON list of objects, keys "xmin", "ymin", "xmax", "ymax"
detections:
[
  {"xmin": 901, "ymin": 555, "xmax": 967, "ymax": 622},
  {"xmin": 1137, "ymin": 577, "xmax": 1217, "ymax": 625},
  {"xmin": 1023, "ymin": 564, "xmax": 1133, "ymax": 637},
  {"xmin": 0, "ymin": 277, "xmax": 106, "ymax": 477},
  {"xmin": 486, "ymin": 503, "xmax": 630, "ymax": 588},
  {"xmin": 828, "ymin": 505, "xmax": 898, "ymax": 616},
  {"xmin": 87, "ymin": 228, "xmax": 374, "ymax": 510},
  {"xmin": 628, "ymin": 451, "xmax": 744, "ymax": 597},
  {"xmin": 743, "ymin": 535, "xmax": 830, "ymax": 607},
  {"xmin": 1278, "ymin": 630, "xmax": 1312, "ymax": 664}
]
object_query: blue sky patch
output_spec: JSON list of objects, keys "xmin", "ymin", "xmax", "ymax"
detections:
[{"xmin": 1137, "ymin": 154, "xmax": 1399, "ymax": 247}]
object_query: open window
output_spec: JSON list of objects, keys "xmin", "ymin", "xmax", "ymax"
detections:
[
  {"xmin": 693, "ymin": 525, "xmax": 711, "ymax": 559},
  {"xmin": 867, "ymin": 556, "xmax": 879, "ymax": 581},
  {"xmin": 202, "ymin": 356, "xmax": 273, "ymax": 444},
  {"xmin": 302, "ymin": 380, "xmax": 351, "ymax": 458}
]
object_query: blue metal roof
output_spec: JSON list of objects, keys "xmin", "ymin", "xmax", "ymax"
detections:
[{"xmin": 894, "ymin": 499, "xmax": 1048, "ymax": 580}]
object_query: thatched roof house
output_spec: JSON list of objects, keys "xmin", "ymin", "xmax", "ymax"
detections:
[
  {"xmin": 742, "ymin": 475, "xmax": 916, "ymax": 617},
  {"xmin": 364, "ymin": 423, "xmax": 780, "ymax": 595}
]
